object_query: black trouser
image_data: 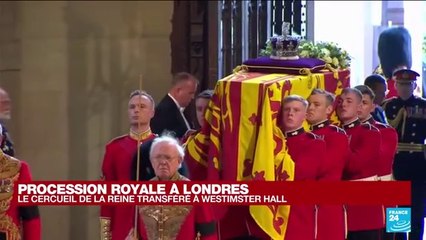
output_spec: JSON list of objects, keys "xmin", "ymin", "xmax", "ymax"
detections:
[
  {"xmin": 393, "ymin": 181, "xmax": 425, "ymax": 240},
  {"xmin": 348, "ymin": 229, "xmax": 382, "ymax": 240},
  {"xmin": 392, "ymin": 152, "xmax": 426, "ymax": 240}
]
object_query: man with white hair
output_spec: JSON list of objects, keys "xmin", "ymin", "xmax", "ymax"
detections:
[
  {"xmin": 0, "ymin": 124, "xmax": 41, "ymax": 239},
  {"xmin": 127, "ymin": 134, "xmax": 218, "ymax": 240},
  {"xmin": 148, "ymin": 134, "xmax": 188, "ymax": 181},
  {"xmin": 0, "ymin": 87, "xmax": 14, "ymax": 156}
]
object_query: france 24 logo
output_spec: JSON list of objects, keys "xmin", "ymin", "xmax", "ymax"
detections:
[{"xmin": 386, "ymin": 208, "xmax": 411, "ymax": 233}]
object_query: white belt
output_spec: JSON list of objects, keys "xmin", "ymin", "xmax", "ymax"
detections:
[
  {"xmin": 350, "ymin": 175, "xmax": 378, "ymax": 181},
  {"xmin": 378, "ymin": 174, "xmax": 393, "ymax": 181}
]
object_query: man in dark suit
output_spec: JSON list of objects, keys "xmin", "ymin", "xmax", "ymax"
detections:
[{"xmin": 151, "ymin": 72, "xmax": 198, "ymax": 139}]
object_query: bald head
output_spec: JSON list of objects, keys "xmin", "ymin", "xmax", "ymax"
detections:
[{"xmin": 169, "ymin": 72, "xmax": 198, "ymax": 108}]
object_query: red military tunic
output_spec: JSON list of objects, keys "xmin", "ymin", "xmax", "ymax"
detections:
[
  {"xmin": 100, "ymin": 129, "xmax": 156, "ymax": 240},
  {"xmin": 365, "ymin": 116, "xmax": 398, "ymax": 232},
  {"xmin": 218, "ymin": 128, "xmax": 327, "ymax": 240},
  {"xmin": 310, "ymin": 120, "xmax": 348, "ymax": 240},
  {"xmin": 130, "ymin": 173, "xmax": 218, "ymax": 240},
  {"xmin": 367, "ymin": 117, "xmax": 398, "ymax": 181},
  {"xmin": 341, "ymin": 119, "xmax": 383, "ymax": 231},
  {"xmin": 0, "ymin": 150, "xmax": 41, "ymax": 240},
  {"xmin": 365, "ymin": 117, "xmax": 398, "ymax": 181},
  {"xmin": 284, "ymin": 127, "xmax": 326, "ymax": 240}
]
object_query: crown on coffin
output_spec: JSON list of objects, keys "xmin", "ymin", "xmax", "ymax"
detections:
[{"xmin": 270, "ymin": 22, "xmax": 300, "ymax": 60}]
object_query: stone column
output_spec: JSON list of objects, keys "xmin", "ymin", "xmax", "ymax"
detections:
[
  {"xmin": 4, "ymin": 1, "xmax": 173, "ymax": 239},
  {"xmin": 20, "ymin": 1, "xmax": 70, "ymax": 239}
]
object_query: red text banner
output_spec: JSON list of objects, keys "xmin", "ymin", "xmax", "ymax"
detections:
[{"xmin": 14, "ymin": 181, "xmax": 411, "ymax": 206}]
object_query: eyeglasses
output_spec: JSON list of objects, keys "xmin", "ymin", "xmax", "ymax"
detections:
[{"xmin": 151, "ymin": 154, "xmax": 179, "ymax": 163}]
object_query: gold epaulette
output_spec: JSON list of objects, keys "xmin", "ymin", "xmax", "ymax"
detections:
[{"xmin": 100, "ymin": 217, "xmax": 112, "ymax": 240}]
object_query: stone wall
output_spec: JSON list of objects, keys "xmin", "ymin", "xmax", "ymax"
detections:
[{"xmin": 0, "ymin": 1, "xmax": 173, "ymax": 239}]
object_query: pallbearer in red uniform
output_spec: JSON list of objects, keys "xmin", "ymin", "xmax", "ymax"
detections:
[
  {"xmin": 354, "ymin": 85, "xmax": 398, "ymax": 181},
  {"xmin": 354, "ymin": 85, "xmax": 398, "ymax": 240},
  {"xmin": 126, "ymin": 135, "xmax": 217, "ymax": 240},
  {"xmin": 306, "ymin": 89, "xmax": 348, "ymax": 240},
  {"xmin": 0, "ymin": 124, "xmax": 41, "ymax": 240},
  {"xmin": 100, "ymin": 90, "xmax": 157, "ymax": 240},
  {"xmin": 280, "ymin": 95, "xmax": 326, "ymax": 240},
  {"xmin": 336, "ymin": 88, "xmax": 382, "ymax": 240}
]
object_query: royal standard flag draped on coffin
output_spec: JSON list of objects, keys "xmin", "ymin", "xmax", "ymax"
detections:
[{"xmin": 185, "ymin": 69, "xmax": 350, "ymax": 239}]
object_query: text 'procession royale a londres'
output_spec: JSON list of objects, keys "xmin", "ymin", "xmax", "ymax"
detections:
[{"xmin": 15, "ymin": 182, "xmax": 287, "ymax": 206}]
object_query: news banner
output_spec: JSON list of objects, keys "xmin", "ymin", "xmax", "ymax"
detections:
[{"xmin": 14, "ymin": 181, "xmax": 411, "ymax": 206}]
